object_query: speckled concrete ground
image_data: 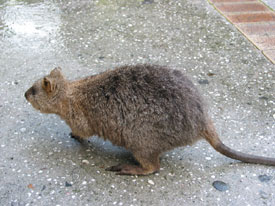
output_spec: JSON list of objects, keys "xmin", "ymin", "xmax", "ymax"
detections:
[{"xmin": 0, "ymin": 0, "xmax": 274, "ymax": 205}]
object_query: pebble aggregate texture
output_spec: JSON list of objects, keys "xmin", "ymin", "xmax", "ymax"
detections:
[{"xmin": 0, "ymin": 0, "xmax": 274, "ymax": 205}]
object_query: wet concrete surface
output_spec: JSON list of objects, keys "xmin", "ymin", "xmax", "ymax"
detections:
[{"xmin": 0, "ymin": 0, "xmax": 274, "ymax": 205}]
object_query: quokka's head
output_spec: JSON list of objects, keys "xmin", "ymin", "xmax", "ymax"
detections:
[{"xmin": 25, "ymin": 67, "xmax": 67, "ymax": 114}]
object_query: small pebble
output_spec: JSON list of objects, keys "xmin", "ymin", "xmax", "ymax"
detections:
[
  {"xmin": 212, "ymin": 181, "xmax": 229, "ymax": 191},
  {"xmin": 20, "ymin": 128, "xmax": 26, "ymax": 133},
  {"xmin": 198, "ymin": 79, "xmax": 209, "ymax": 85},
  {"xmin": 259, "ymin": 96, "xmax": 268, "ymax": 100},
  {"xmin": 207, "ymin": 72, "xmax": 215, "ymax": 76},
  {"xmin": 143, "ymin": 0, "xmax": 154, "ymax": 4},
  {"xmin": 82, "ymin": 160, "xmax": 89, "ymax": 164},
  {"xmin": 41, "ymin": 185, "xmax": 46, "ymax": 191},
  {"xmin": 148, "ymin": 180, "xmax": 155, "ymax": 185},
  {"xmin": 258, "ymin": 175, "xmax": 272, "ymax": 183},
  {"xmin": 65, "ymin": 181, "xmax": 72, "ymax": 187},
  {"xmin": 28, "ymin": 184, "xmax": 34, "ymax": 189},
  {"xmin": 259, "ymin": 190, "xmax": 269, "ymax": 199}
]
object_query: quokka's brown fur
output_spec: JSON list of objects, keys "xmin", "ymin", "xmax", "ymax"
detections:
[{"xmin": 25, "ymin": 64, "xmax": 275, "ymax": 175}]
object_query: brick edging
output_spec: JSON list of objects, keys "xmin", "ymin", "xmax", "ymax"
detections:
[{"xmin": 208, "ymin": 0, "xmax": 275, "ymax": 64}]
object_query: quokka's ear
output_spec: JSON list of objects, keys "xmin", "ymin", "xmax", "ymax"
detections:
[
  {"xmin": 50, "ymin": 67, "xmax": 63, "ymax": 77},
  {"xmin": 42, "ymin": 77, "xmax": 56, "ymax": 94}
]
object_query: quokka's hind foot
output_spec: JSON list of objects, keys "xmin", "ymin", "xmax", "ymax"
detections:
[
  {"xmin": 69, "ymin": 133, "xmax": 84, "ymax": 142},
  {"xmin": 106, "ymin": 152, "xmax": 160, "ymax": 176}
]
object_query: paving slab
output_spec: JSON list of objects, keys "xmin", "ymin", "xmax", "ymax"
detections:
[{"xmin": 209, "ymin": 0, "xmax": 275, "ymax": 64}]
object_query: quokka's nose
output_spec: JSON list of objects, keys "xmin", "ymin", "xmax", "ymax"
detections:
[
  {"xmin": 25, "ymin": 88, "xmax": 31, "ymax": 100},
  {"xmin": 24, "ymin": 90, "xmax": 29, "ymax": 100},
  {"xmin": 25, "ymin": 86, "xmax": 36, "ymax": 100}
]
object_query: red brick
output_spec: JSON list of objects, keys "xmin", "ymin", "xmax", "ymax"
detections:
[
  {"xmin": 226, "ymin": 12, "xmax": 275, "ymax": 23},
  {"xmin": 237, "ymin": 22, "xmax": 275, "ymax": 35},
  {"xmin": 215, "ymin": 3, "xmax": 269, "ymax": 13},
  {"xmin": 263, "ymin": 50, "xmax": 275, "ymax": 64},
  {"xmin": 250, "ymin": 36, "xmax": 275, "ymax": 50},
  {"xmin": 209, "ymin": 0, "xmax": 257, "ymax": 3}
]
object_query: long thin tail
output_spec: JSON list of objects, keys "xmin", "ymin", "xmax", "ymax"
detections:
[{"xmin": 203, "ymin": 120, "xmax": 275, "ymax": 166}]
